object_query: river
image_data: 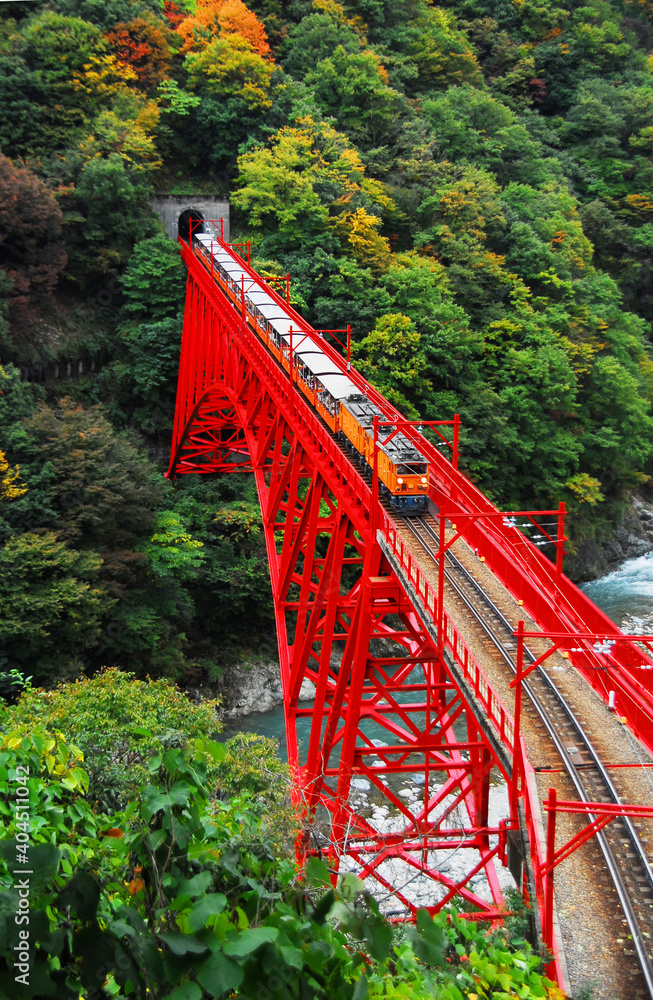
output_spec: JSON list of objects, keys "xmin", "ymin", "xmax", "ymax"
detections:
[{"xmin": 581, "ymin": 550, "xmax": 653, "ymax": 633}]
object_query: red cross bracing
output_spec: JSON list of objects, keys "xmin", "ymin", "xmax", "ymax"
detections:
[{"xmin": 168, "ymin": 223, "xmax": 653, "ymax": 986}]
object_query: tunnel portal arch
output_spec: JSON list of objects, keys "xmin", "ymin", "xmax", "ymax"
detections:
[
  {"xmin": 178, "ymin": 208, "xmax": 204, "ymax": 242},
  {"xmin": 151, "ymin": 196, "xmax": 230, "ymax": 241}
]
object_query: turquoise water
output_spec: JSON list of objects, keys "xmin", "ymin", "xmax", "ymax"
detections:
[
  {"xmin": 581, "ymin": 552, "xmax": 653, "ymax": 633},
  {"xmin": 221, "ymin": 702, "xmax": 310, "ymax": 759}
]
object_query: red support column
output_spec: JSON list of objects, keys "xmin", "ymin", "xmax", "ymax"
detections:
[
  {"xmin": 544, "ymin": 787, "xmax": 557, "ymax": 956},
  {"xmin": 372, "ymin": 414, "xmax": 379, "ymax": 538},
  {"xmin": 555, "ymin": 502, "xmax": 566, "ymax": 598},
  {"xmin": 511, "ymin": 620, "xmax": 526, "ymax": 814},
  {"xmin": 437, "ymin": 513, "xmax": 446, "ymax": 662}
]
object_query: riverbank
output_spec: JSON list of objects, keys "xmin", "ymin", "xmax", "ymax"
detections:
[
  {"xmin": 216, "ymin": 658, "xmax": 316, "ymax": 719},
  {"xmin": 567, "ymin": 492, "xmax": 653, "ymax": 582}
]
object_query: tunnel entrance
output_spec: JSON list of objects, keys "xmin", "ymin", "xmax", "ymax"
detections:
[{"xmin": 178, "ymin": 208, "xmax": 205, "ymax": 242}]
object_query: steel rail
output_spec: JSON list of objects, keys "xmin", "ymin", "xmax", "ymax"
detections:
[{"xmin": 399, "ymin": 512, "xmax": 653, "ymax": 996}]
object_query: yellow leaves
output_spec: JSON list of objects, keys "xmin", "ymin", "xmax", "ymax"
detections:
[
  {"xmin": 185, "ymin": 34, "xmax": 274, "ymax": 110},
  {"xmin": 559, "ymin": 335, "xmax": 605, "ymax": 376},
  {"xmin": 78, "ymin": 93, "xmax": 162, "ymax": 172},
  {"xmin": 335, "ymin": 207, "xmax": 391, "ymax": 271},
  {"xmin": 0, "ymin": 448, "xmax": 27, "ymax": 502},
  {"xmin": 564, "ymin": 473, "xmax": 604, "ymax": 505},
  {"xmin": 73, "ymin": 54, "xmax": 137, "ymax": 101},
  {"xmin": 2, "ymin": 729, "xmax": 88, "ymax": 791}
]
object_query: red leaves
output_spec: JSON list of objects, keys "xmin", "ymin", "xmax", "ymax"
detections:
[
  {"xmin": 105, "ymin": 17, "xmax": 172, "ymax": 89},
  {"xmin": 0, "ymin": 155, "xmax": 67, "ymax": 338}
]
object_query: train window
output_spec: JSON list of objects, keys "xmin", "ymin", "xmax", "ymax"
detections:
[{"xmin": 396, "ymin": 464, "xmax": 428, "ymax": 475}]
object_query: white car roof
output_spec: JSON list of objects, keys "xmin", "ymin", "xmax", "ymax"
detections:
[
  {"xmin": 272, "ymin": 318, "xmax": 307, "ymax": 339},
  {"xmin": 246, "ymin": 289, "xmax": 275, "ymax": 303},
  {"xmin": 317, "ymin": 373, "xmax": 358, "ymax": 399},
  {"xmin": 297, "ymin": 352, "xmax": 342, "ymax": 376},
  {"xmin": 256, "ymin": 301, "xmax": 291, "ymax": 321}
]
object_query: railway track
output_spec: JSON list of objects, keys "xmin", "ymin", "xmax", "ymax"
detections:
[{"xmin": 398, "ymin": 510, "xmax": 653, "ymax": 996}]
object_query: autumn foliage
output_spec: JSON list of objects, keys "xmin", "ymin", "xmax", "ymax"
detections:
[
  {"xmin": 105, "ymin": 15, "xmax": 172, "ymax": 89},
  {"xmin": 178, "ymin": 0, "xmax": 271, "ymax": 56}
]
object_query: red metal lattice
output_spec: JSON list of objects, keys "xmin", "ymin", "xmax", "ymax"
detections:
[{"xmin": 168, "ymin": 230, "xmax": 653, "ymax": 985}]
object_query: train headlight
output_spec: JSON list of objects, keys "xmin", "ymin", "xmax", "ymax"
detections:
[
  {"xmin": 397, "ymin": 478, "xmax": 403, "ymax": 485},
  {"xmin": 421, "ymin": 477, "xmax": 427, "ymax": 484}
]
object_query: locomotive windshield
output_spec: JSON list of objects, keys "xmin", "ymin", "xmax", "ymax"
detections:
[{"xmin": 397, "ymin": 464, "xmax": 428, "ymax": 475}]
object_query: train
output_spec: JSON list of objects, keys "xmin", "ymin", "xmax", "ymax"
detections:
[{"xmin": 192, "ymin": 230, "xmax": 430, "ymax": 514}]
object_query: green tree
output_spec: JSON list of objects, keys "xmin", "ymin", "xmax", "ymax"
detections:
[
  {"xmin": 19, "ymin": 11, "xmax": 136, "ymax": 148},
  {"xmin": 351, "ymin": 312, "xmax": 431, "ymax": 414},
  {"xmin": 61, "ymin": 153, "xmax": 158, "ymax": 287},
  {"xmin": 145, "ymin": 510, "xmax": 205, "ymax": 579},
  {"xmin": 280, "ymin": 7, "xmax": 362, "ymax": 80},
  {"xmin": 421, "ymin": 85, "xmax": 550, "ymax": 185},
  {"xmin": 3, "ymin": 669, "xmax": 222, "ymax": 809},
  {"xmin": 407, "ymin": 6, "xmax": 482, "ymax": 93},
  {"xmin": 113, "ymin": 315, "xmax": 183, "ymax": 436},
  {"xmin": 0, "ymin": 531, "xmax": 111, "ymax": 684},
  {"xmin": 122, "ymin": 233, "xmax": 185, "ymax": 319},
  {"xmin": 3, "ymin": 397, "xmax": 165, "ymax": 550},
  {"xmin": 305, "ymin": 46, "xmax": 407, "ymax": 151}
]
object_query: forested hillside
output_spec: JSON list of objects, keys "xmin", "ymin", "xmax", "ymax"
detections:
[{"xmin": 1, "ymin": 0, "xmax": 653, "ymax": 687}]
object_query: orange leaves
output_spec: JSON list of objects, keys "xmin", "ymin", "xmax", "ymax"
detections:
[
  {"xmin": 218, "ymin": 0, "xmax": 271, "ymax": 56},
  {"xmin": 178, "ymin": 0, "xmax": 270, "ymax": 58},
  {"xmin": 163, "ymin": 1, "xmax": 185, "ymax": 30},
  {"xmin": 623, "ymin": 193, "xmax": 653, "ymax": 219},
  {"xmin": 105, "ymin": 16, "xmax": 172, "ymax": 90}
]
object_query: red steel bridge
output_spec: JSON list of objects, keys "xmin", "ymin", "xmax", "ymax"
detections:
[{"xmin": 168, "ymin": 225, "xmax": 653, "ymax": 989}]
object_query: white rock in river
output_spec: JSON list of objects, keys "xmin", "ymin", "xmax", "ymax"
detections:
[{"xmin": 351, "ymin": 778, "xmax": 371, "ymax": 791}]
